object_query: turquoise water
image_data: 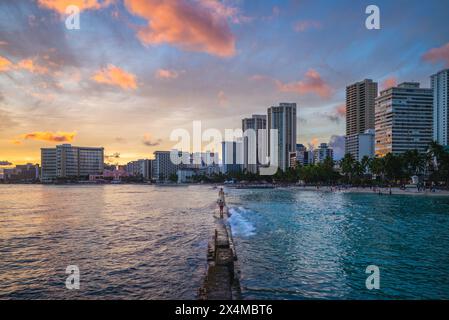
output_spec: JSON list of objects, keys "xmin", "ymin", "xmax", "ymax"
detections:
[{"xmin": 226, "ymin": 188, "xmax": 449, "ymax": 300}]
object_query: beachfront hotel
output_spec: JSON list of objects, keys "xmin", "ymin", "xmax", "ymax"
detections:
[
  {"xmin": 40, "ymin": 144, "xmax": 104, "ymax": 182},
  {"xmin": 375, "ymin": 82, "xmax": 433, "ymax": 157},
  {"xmin": 431, "ymin": 69, "xmax": 449, "ymax": 146},
  {"xmin": 345, "ymin": 79, "xmax": 378, "ymax": 161},
  {"xmin": 313, "ymin": 143, "xmax": 334, "ymax": 164},
  {"xmin": 267, "ymin": 103, "xmax": 297, "ymax": 171},
  {"xmin": 242, "ymin": 115, "xmax": 267, "ymax": 174}
]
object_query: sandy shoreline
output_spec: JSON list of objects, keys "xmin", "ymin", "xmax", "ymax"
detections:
[{"xmin": 291, "ymin": 186, "xmax": 449, "ymax": 197}]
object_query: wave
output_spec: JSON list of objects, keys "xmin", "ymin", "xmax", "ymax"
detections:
[{"xmin": 228, "ymin": 207, "xmax": 256, "ymax": 237}]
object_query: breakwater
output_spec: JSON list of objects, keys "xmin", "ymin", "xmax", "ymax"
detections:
[{"xmin": 199, "ymin": 208, "xmax": 241, "ymax": 300}]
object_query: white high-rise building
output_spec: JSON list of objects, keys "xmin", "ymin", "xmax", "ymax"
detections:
[
  {"xmin": 41, "ymin": 144, "xmax": 104, "ymax": 182},
  {"xmin": 345, "ymin": 129, "xmax": 375, "ymax": 161},
  {"xmin": 431, "ymin": 69, "xmax": 449, "ymax": 146},
  {"xmin": 375, "ymin": 82, "xmax": 433, "ymax": 156},
  {"xmin": 267, "ymin": 103, "xmax": 297, "ymax": 171}
]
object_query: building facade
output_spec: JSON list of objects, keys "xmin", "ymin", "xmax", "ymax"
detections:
[
  {"xmin": 41, "ymin": 144, "xmax": 103, "ymax": 182},
  {"xmin": 154, "ymin": 151, "xmax": 178, "ymax": 181},
  {"xmin": 313, "ymin": 143, "xmax": 334, "ymax": 164},
  {"xmin": 242, "ymin": 114, "xmax": 267, "ymax": 174},
  {"xmin": 375, "ymin": 82, "xmax": 433, "ymax": 156},
  {"xmin": 345, "ymin": 79, "xmax": 378, "ymax": 159},
  {"xmin": 345, "ymin": 129, "xmax": 375, "ymax": 161},
  {"xmin": 221, "ymin": 140, "xmax": 243, "ymax": 174},
  {"xmin": 267, "ymin": 103, "xmax": 297, "ymax": 171},
  {"xmin": 431, "ymin": 69, "xmax": 449, "ymax": 146},
  {"xmin": 126, "ymin": 159, "xmax": 153, "ymax": 180},
  {"xmin": 3, "ymin": 163, "xmax": 40, "ymax": 182}
]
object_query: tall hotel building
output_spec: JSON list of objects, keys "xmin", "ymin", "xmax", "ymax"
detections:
[
  {"xmin": 345, "ymin": 79, "xmax": 378, "ymax": 160},
  {"xmin": 375, "ymin": 82, "xmax": 433, "ymax": 156},
  {"xmin": 431, "ymin": 69, "xmax": 449, "ymax": 146},
  {"xmin": 41, "ymin": 144, "xmax": 104, "ymax": 182},
  {"xmin": 267, "ymin": 103, "xmax": 297, "ymax": 171},
  {"xmin": 242, "ymin": 115, "xmax": 267, "ymax": 174},
  {"xmin": 153, "ymin": 150, "xmax": 184, "ymax": 182}
]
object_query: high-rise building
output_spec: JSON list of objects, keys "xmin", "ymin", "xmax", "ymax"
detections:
[
  {"xmin": 41, "ymin": 144, "xmax": 104, "ymax": 182},
  {"xmin": 267, "ymin": 103, "xmax": 297, "ymax": 171},
  {"xmin": 41, "ymin": 148, "xmax": 57, "ymax": 182},
  {"xmin": 431, "ymin": 69, "xmax": 449, "ymax": 146},
  {"xmin": 242, "ymin": 114, "xmax": 267, "ymax": 173},
  {"xmin": 153, "ymin": 150, "xmax": 186, "ymax": 182},
  {"xmin": 345, "ymin": 79, "xmax": 378, "ymax": 159},
  {"xmin": 375, "ymin": 82, "xmax": 433, "ymax": 156},
  {"xmin": 221, "ymin": 140, "xmax": 243, "ymax": 174},
  {"xmin": 126, "ymin": 159, "xmax": 153, "ymax": 180},
  {"xmin": 313, "ymin": 143, "xmax": 333, "ymax": 164},
  {"xmin": 295, "ymin": 144, "xmax": 307, "ymax": 166},
  {"xmin": 345, "ymin": 129, "xmax": 375, "ymax": 161}
]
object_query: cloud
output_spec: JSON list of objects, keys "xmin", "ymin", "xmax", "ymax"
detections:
[
  {"xmin": 274, "ymin": 69, "xmax": 333, "ymax": 98},
  {"xmin": 37, "ymin": 0, "xmax": 114, "ymax": 14},
  {"xmin": 143, "ymin": 134, "xmax": 162, "ymax": 147},
  {"xmin": 422, "ymin": 42, "xmax": 449, "ymax": 67},
  {"xmin": 16, "ymin": 59, "xmax": 49, "ymax": 74},
  {"xmin": 92, "ymin": 64, "xmax": 137, "ymax": 90},
  {"xmin": 381, "ymin": 77, "xmax": 397, "ymax": 90},
  {"xmin": 0, "ymin": 56, "xmax": 49, "ymax": 74},
  {"xmin": 322, "ymin": 103, "xmax": 346, "ymax": 123},
  {"xmin": 0, "ymin": 161, "xmax": 13, "ymax": 166},
  {"xmin": 0, "ymin": 109, "xmax": 17, "ymax": 132},
  {"xmin": 21, "ymin": 131, "xmax": 76, "ymax": 142},
  {"xmin": 0, "ymin": 56, "xmax": 13, "ymax": 72},
  {"xmin": 123, "ymin": 0, "xmax": 236, "ymax": 57},
  {"xmin": 105, "ymin": 152, "xmax": 120, "ymax": 162},
  {"xmin": 308, "ymin": 137, "xmax": 320, "ymax": 151},
  {"xmin": 293, "ymin": 20, "xmax": 321, "ymax": 32},
  {"xmin": 328, "ymin": 135, "xmax": 345, "ymax": 160},
  {"xmin": 155, "ymin": 69, "xmax": 180, "ymax": 79}
]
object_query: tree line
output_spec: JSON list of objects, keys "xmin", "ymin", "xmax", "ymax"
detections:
[{"xmin": 211, "ymin": 141, "xmax": 449, "ymax": 187}]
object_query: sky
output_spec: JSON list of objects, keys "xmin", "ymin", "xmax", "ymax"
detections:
[{"xmin": 1, "ymin": 0, "xmax": 449, "ymax": 166}]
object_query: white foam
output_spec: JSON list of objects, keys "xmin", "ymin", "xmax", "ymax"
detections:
[{"xmin": 228, "ymin": 207, "xmax": 256, "ymax": 237}]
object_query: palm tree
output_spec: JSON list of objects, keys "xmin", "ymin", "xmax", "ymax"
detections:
[
  {"xmin": 340, "ymin": 153, "xmax": 355, "ymax": 183},
  {"xmin": 360, "ymin": 155, "xmax": 372, "ymax": 175},
  {"xmin": 402, "ymin": 149, "xmax": 425, "ymax": 177},
  {"xmin": 369, "ymin": 157, "xmax": 385, "ymax": 182}
]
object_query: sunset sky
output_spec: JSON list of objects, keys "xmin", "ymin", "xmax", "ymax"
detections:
[{"xmin": 1, "ymin": 0, "xmax": 449, "ymax": 166}]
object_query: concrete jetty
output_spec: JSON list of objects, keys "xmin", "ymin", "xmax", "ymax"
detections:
[{"xmin": 199, "ymin": 207, "xmax": 241, "ymax": 300}]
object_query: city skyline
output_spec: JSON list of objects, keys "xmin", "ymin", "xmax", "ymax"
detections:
[{"xmin": 1, "ymin": 0, "xmax": 449, "ymax": 166}]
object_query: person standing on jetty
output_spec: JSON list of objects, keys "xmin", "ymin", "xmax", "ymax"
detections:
[{"xmin": 217, "ymin": 188, "xmax": 225, "ymax": 218}]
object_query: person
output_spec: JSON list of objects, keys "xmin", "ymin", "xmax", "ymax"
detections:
[
  {"xmin": 218, "ymin": 188, "xmax": 225, "ymax": 218},
  {"xmin": 218, "ymin": 199, "xmax": 224, "ymax": 218}
]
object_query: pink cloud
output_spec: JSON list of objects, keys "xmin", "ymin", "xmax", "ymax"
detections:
[
  {"xmin": 381, "ymin": 77, "xmax": 397, "ymax": 90},
  {"xmin": 275, "ymin": 69, "xmax": 333, "ymax": 99},
  {"xmin": 422, "ymin": 42, "xmax": 449, "ymax": 67},
  {"xmin": 293, "ymin": 20, "xmax": 321, "ymax": 32},
  {"xmin": 155, "ymin": 69, "xmax": 180, "ymax": 79},
  {"xmin": 335, "ymin": 103, "xmax": 346, "ymax": 117},
  {"xmin": 124, "ymin": 0, "xmax": 236, "ymax": 58},
  {"xmin": 92, "ymin": 64, "xmax": 137, "ymax": 90}
]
